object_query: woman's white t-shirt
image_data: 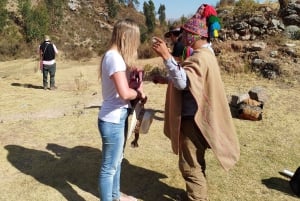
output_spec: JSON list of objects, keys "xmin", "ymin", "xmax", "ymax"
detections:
[{"xmin": 99, "ymin": 50, "xmax": 130, "ymax": 123}]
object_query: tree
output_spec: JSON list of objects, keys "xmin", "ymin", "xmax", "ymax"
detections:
[
  {"xmin": 234, "ymin": 0, "xmax": 258, "ymax": 17},
  {"xmin": 18, "ymin": 0, "xmax": 49, "ymax": 42},
  {"xmin": 158, "ymin": 4, "xmax": 166, "ymax": 26},
  {"xmin": 45, "ymin": 0, "xmax": 64, "ymax": 31},
  {"xmin": 118, "ymin": 0, "xmax": 140, "ymax": 8},
  {"xmin": 180, "ymin": 15, "xmax": 188, "ymax": 25},
  {"xmin": 0, "ymin": 0, "xmax": 8, "ymax": 32},
  {"xmin": 143, "ymin": 0, "xmax": 155, "ymax": 33},
  {"xmin": 106, "ymin": 0, "xmax": 118, "ymax": 18}
]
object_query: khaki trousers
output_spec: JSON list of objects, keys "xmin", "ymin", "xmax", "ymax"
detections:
[{"xmin": 179, "ymin": 119, "xmax": 209, "ymax": 201}]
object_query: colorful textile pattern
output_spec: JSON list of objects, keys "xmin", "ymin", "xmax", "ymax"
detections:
[
  {"xmin": 195, "ymin": 4, "xmax": 221, "ymax": 38},
  {"xmin": 182, "ymin": 17, "xmax": 208, "ymax": 38},
  {"xmin": 182, "ymin": 46, "xmax": 193, "ymax": 60}
]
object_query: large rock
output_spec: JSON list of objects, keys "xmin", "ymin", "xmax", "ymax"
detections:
[
  {"xmin": 68, "ymin": 0, "xmax": 81, "ymax": 11},
  {"xmin": 279, "ymin": 1, "xmax": 300, "ymax": 26},
  {"xmin": 248, "ymin": 86, "xmax": 268, "ymax": 104}
]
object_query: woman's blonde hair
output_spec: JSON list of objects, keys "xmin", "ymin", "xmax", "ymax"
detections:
[
  {"xmin": 110, "ymin": 19, "xmax": 140, "ymax": 65},
  {"xmin": 99, "ymin": 19, "xmax": 140, "ymax": 79}
]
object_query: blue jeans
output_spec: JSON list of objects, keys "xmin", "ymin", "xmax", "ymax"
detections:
[{"xmin": 98, "ymin": 108, "xmax": 129, "ymax": 201}]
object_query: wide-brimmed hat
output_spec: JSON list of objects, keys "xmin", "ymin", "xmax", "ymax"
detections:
[
  {"xmin": 164, "ymin": 26, "xmax": 181, "ymax": 38},
  {"xmin": 181, "ymin": 16, "xmax": 208, "ymax": 38}
]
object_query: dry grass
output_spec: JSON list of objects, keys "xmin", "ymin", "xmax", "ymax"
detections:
[{"xmin": 0, "ymin": 57, "xmax": 299, "ymax": 201}]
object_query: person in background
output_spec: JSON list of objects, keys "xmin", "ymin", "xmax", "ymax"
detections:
[
  {"xmin": 152, "ymin": 12, "xmax": 240, "ymax": 201},
  {"xmin": 98, "ymin": 19, "xmax": 145, "ymax": 201},
  {"xmin": 152, "ymin": 26, "xmax": 187, "ymax": 85},
  {"xmin": 39, "ymin": 35, "xmax": 58, "ymax": 90},
  {"xmin": 164, "ymin": 26, "xmax": 185, "ymax": 63}
]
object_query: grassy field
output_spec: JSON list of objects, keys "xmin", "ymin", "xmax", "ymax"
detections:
[{"xmin": 0, "ymin": 57, "xmax": 299, "ymax": 201}]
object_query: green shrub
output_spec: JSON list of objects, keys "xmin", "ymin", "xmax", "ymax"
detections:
[
  {"xmin": 45, "ymin": 0, "xmax": 65, "ymax": 31},
  {"xmin": 143, "ymin": 65, "xmax": 167, "ymax": 81},
  {"xmin": 106, "ymin": 0, "xmax": 119, "ymax": 18},
  {"xmin": 138, "ymin": 43, "xmax": 157, "ymax": 59},
  {"xmin": 217, "ymin": 0, "xmax": 235, "ymax": 7},
  {"xmin": 293, "ymin": 30, "xmax": 300, "ymax": 40},
  {"xmin": 233, "ymin": 0, "xmax": 259, "ymax": 17},
  {"xmin": 0, "ymin": 10, "xmax": 7, "ymax": 32},
  {"xmin": 67, "ymin": 45, "xmax": 93, "ymax": 60},
  {"xmin": 19, "ymin": 0, "xmax": 49, "ymax": 42},
  {"xmin": 0, "ymin": 25, "xmax": 24, "ymax": 60},
  {"xmin": 0, "ymin": 0, "xmax": 8, "ymax": 32}
]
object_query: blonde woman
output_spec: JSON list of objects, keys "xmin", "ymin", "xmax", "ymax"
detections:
[{"xmin": 98, "ymin": 19, "xmax": 145, "ymax": 201}]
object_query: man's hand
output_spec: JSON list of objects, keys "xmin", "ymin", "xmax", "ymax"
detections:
[{"xmin": 152, "ymin": 37, "xmax": 172, "ymax": 61}]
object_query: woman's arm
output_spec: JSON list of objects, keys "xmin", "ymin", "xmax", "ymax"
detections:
[{"xmin": 111, "ymin": 71, "xmax": 145, "ymax": 100}]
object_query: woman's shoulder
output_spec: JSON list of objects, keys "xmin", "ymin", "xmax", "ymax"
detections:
[
  {"xmin": 105, "ymin": 49, "xmax": 121, "ymax": 58},
  {"xmin": 103, "ymin": 50, "xmax": 123, "ymax": 63},
  {"xmin": 102, "ymin": 49, "xmax": 126, "ymax": 71}
]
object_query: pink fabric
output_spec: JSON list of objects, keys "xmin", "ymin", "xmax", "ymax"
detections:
[{"xmin": 182, "ymin": 17, "xmax": 208, "ymax": 37}]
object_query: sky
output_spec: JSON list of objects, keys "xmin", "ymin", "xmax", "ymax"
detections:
[{"xmin": 139, "ymin": 0, "xmax": 267, "ymax": 20}]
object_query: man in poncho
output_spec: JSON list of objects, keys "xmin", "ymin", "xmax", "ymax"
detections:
[{"xmin": 152, "ymin": 9, "xmax": 240, "ymax": 201}]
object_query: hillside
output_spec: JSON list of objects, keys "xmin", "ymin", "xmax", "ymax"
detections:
[
  {"xmin": 2, "ymin": 0, "xmax": 146, "ymax": 60},
  {"xmin": 1, "ymin": 0, "xmax": 300, "ymax": 84}
]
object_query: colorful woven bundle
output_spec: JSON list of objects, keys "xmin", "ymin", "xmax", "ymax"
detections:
[{"xmin": 196, "ymin": 4, "xmax": 221, "ymax": 38}]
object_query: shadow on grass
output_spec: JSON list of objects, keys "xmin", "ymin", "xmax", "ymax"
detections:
[
  {"xmin": 11, "ymin": 82, "xmax": 44, "ymax": 89},
  {"xmin": 5, "ymin": 144, "xmax": 182, "ymax": 201},
  {"xmin": 262, "ymin": 177, "xmax": 298, "ymax": 198}
]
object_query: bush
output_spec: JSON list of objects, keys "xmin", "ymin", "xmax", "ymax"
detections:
[
  {"xmin": 293, "ymin": 30, "xmax": 300, "ymax": 40},
  {"xmin": 0, "ymin": 0, "xmax": 8, "ymax": 32},
  {"xmin": 143, "ymin": 65, "xmax": 167, "ymax": 81},
  {"xmin": 45, "ymin": 0, "xmax": 65, "ymax": 31},
  {"xmin": 66, "ymin": 45, "xmax": 93, "ymax": 60},
  {"xmin": 19, "ymin": 0, "xmax": 49, "ymax": 42},
  {"xmin": 0, "ymin": 10, "xmax": 7, "ymax": 32},
  {"xmin": 217, "ymin": 0, "xmax": 235, "ymax": 7},
  {"xmin": 138, "ymin": 43, "xmax": 157, "ymax": 59},
  {"xmin": 0, "ymin": 25, "xmax": 25, "ymax": 60},
  {"xmin": 106, "ymin": 0, "xmax": 119, "ymax": 18},
  {"xmin": 233, "ymin": 0, "xmax": 259, "ymax": 17}
]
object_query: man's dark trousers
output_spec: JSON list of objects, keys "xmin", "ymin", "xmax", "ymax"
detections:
[{"xmin": 42, "ymin": 63, "xmax": 56, "ymax": 88}]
